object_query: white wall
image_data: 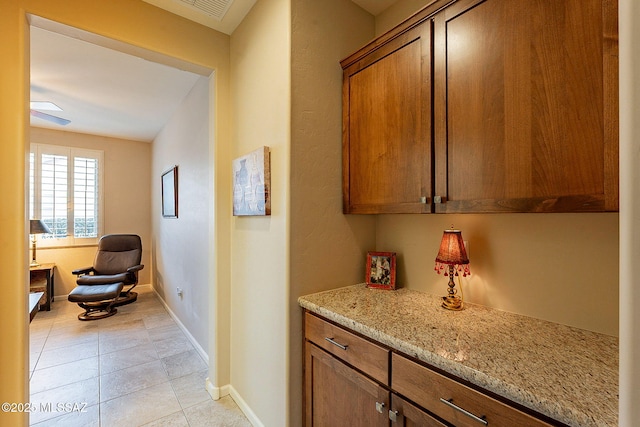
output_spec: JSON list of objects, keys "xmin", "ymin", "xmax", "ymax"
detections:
[
  {"xmin": 29, "ymin": 127, "xmax": 152, "ymax": 297},
  {"xmin": 152, "ymin": 76, "xmax": 210, "ymax": 354}
]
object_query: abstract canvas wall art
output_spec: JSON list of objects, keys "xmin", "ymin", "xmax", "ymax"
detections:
[{"xmin": 233, "ymin": 147, "xmax": 271, "ymax": 216}]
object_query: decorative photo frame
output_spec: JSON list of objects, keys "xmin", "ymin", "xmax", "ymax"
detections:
[
  {"xmin": 161, "ymin": 166, "xmax": 178, "ymax": 218},
  {"xmin": 232, "ymin": 146, "xmax": 271, "ymax": 216},
  {"xmin": 366, "ymin": 251, "xmax": 397, "ymax": 290}
]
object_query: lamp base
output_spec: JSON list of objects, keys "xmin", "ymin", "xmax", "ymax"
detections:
[
  {"xmin": 442, "ymin": 295, "xmax": 463, "ymax": 311},
  {"xmin": 31, "ymin": 238, "xmax": 39, "ymax": 267}
]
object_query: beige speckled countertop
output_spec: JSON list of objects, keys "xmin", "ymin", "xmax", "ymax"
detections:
[{"xmin": 298, "ymin": 284, "xmax": 618, "ymax": 427}]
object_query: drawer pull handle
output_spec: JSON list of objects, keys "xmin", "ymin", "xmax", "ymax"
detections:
[
  {"xmin": 325, "ymin": 337, "xmax": 348, "ymax": 350},
  {"xmin": 440, "ymin": 398, "xmax": 488, "ymax": 426}
]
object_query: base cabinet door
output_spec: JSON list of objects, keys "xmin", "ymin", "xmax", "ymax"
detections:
[
  {"xmin": 389, "ymin": 394, "xmax": 447, "ymax": 427},
  {"xmin": 305, "ymin": 342, "xmax": 389, "ymax": 427}
]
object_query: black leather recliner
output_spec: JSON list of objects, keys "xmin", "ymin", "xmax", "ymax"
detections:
[{"xmin": 68, "ymin": 234, "xmax": 144, "ymax": 320}]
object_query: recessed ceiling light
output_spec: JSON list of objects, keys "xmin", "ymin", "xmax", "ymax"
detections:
[{"xmin": 30, "ymin": 101, "xmax": 62, "ymax": 111}]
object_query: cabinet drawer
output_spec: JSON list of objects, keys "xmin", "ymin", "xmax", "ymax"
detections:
[
  {"xmin": 305, "ymin": 313, "xmax": 389, "ymax": 385},
  {"xmin": 392, "ymin": 354, "xmax": 553, "ymax": 427}
]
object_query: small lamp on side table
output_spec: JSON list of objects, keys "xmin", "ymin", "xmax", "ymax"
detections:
[
  {"xmin": 30, "ymin": 219, "xmax": 51, "ymax": 267},
  {"xmin": 434, "ymin": 228, "xmax": 470, "ymax": 311}
]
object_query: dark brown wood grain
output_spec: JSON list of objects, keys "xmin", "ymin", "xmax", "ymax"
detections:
[
  {"xmin": 305, "ymin": 342, "xmax": 389, "ymax": 427},
  {"xmin": 392, "ymin": 353, "xmax": 554, "ymax": 427},
  {"xmin": 305, "ymin": 312, "xmax": 389, "ymax": 385},
  {"xmin": 391, "ymin": 393, "xmax": 448, "ymax": 427},
  {"xmin": 303, "ymin": 310, "xmax": 565, "ymax": 426},
  {"xmin": 433, "ymin": 0, "xmax": 618, "ymax": 213},
  {"xmin": 343, "ymin": 0, "xmax": 618, "ymax": 214},
  {"xmin": 343, "ymin": 22, "xmax": 433, "ymax": 214}
]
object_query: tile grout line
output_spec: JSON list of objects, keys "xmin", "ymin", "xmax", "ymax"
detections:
[{"xmin": 29, "ymin": 288, "xmax": 250, "ymax": 426}]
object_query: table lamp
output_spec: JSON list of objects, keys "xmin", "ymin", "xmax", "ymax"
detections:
[
  {"xmin": 434, "ymin": 228, "xmax": 470, "ymax": 311},
  {"xmin": 30, "ymin": 219, "xmax": 51, "ymax": 267}
]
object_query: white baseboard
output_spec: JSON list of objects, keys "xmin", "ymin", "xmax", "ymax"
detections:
[
  {"xmin": 204, "ymin": 380, "xmax": 263, "ymax": 426},
  {"xmin": 153, "ymin": 287, "xmax": 263, "ymax": 427},
  {"xmin": 205, "ymin": 377, "xmax": 230, "ymax": 400},
  {"xmin": 228, "ymin": 385, "xmax": 265, "ymax": 427},
  {"xmin": 150, "ymin": 286, "xmax": 209, "ymax": 364}
]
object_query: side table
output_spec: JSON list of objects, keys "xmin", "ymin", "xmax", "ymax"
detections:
[
  {"xmin": 30, "ymin": 263, "xmax": 55, "ymax": 311},
  {"xmin": 29, "ymin": 292, "xmax": 44, "ymax": 322}
]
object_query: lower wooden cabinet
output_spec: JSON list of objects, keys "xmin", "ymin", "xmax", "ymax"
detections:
[
  {"xmin": 304, "ymin": 312, "xmax": 560, "ymax": 427},
  {"xmin": 389, "ymin": 394, "xmax": 447, "ymax": 427},
  {"xmin": 305, "ymin": 342, "xmax": 388, "ymax": 427},
  {"xmin": 305, "ymin": 311, "xmax": 389, "ymax": 384},
  {"xmin": 392, "ymin": 353, "xmax": 553, "ymax": 427}
]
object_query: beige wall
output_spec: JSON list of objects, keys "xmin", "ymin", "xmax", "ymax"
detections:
[
  {"xmin": 30, "ymin": 127, "xmax": 152, "ymax": 297},
  {"xmin": 619, "ymin": 0, "xmax": 640, "ymax": 423},
  {"xmin": 289, "ymin": 0, "xmax": 376, "ymax": 424},
  {"xmin": 0, "ymin": 2, "xmax": 30, "ymax": 417},
  {"xmin": 377, "ymin": 213, "xmax": 619, "ymax": 335},
  {"xmin": 376, "ymin": 0, "xmax": 433, "ymax": 34},
  {"xmin": 0, "ymin": 1, "xmax": 228, "ymax": 424},
  {"xmin": 229, "ymin": 0, "xmax": 290, "ymax": 424}
]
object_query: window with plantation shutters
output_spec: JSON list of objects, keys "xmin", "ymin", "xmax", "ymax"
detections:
[
  {"xmin": 74, "ymin": 156, "xmax": 99, "ymax": 238},
  {"xmin": 41, "ymin": 152, "xmax": 68, "ymax": 238},
  {"xmin": 30, "ymin": 143, "xmax": 103, "ymax": 246}
]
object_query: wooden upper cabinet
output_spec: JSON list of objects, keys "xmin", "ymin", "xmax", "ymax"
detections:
[
  {"xmin": 341, "ymin": 0, "xmax": 618, "ymax": 214},
  {"xmin": 341, "ymin": 21, "xmax": 433, "ymax": 214},
  {"xmin": 433, "ymin": 0, "xmax": 619, "ymax": 212}
]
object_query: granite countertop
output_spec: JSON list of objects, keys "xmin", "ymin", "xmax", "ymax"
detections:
[{"xmin": 298, "ymin": 284, "xmax": 618, "ymax": 427}]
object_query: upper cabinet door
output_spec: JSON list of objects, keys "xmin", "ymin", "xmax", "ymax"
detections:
[
  {"xmin": 433, "ymin": 0, "xmax": 619, "ymax": 213},
  {"xmin": 342, "ymin": 22, "xmax": 433, "ymax": 214}
]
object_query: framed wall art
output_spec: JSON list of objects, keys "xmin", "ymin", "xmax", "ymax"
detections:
[
  {"xmin": 366, "ymin": 251, "xmax": 397, "ymax": 290},
  {"xmin": 233, "ymin": 146, "xmax": 271, "ymax": 216},
  {"xmin": 161, "ymin": 166, "xmax": 178, "ymax": 218}
]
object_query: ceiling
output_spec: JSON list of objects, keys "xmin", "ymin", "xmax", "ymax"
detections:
[
  {"xmin": 29, "ymin": 0, "xmax": 393, "ymax": 142},
  {"xmin": 30, "ymin": 25, "xmax": 203, "ymax": 142}
]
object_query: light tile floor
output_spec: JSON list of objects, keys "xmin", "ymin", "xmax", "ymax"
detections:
[{"xmin": 29, "ymin": 286, "xmax": 251, "ymax": 427}]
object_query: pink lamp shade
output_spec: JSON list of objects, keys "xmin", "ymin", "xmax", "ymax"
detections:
[{"xmin": 434, "ymin": 229, "xmax": 470, "ymax": 277}]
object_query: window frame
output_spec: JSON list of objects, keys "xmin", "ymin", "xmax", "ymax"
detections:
[{"xmin": 30, "ymin": 143, "xmax": 104, "ymax": 248}]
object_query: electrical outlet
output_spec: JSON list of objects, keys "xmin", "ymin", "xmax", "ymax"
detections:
[{"xmin": 176, "ymin": 287, "xmax": 183, "ymax": 297}]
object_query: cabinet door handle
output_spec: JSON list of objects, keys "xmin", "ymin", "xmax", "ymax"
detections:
[
  {"xmin": 439, "ymin": 398, "xmax": 488, "ymax": 426},
  {"xmin": 375, "ymin": 401, "xmax": 385, "ymax": 414},
  {"xmin": 325, "ymin": 337, "xmax": 348, "ymax": 350},
  {"xmin": 388, "ymin": 409, "xmax": 399, "ymax": 422}
]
